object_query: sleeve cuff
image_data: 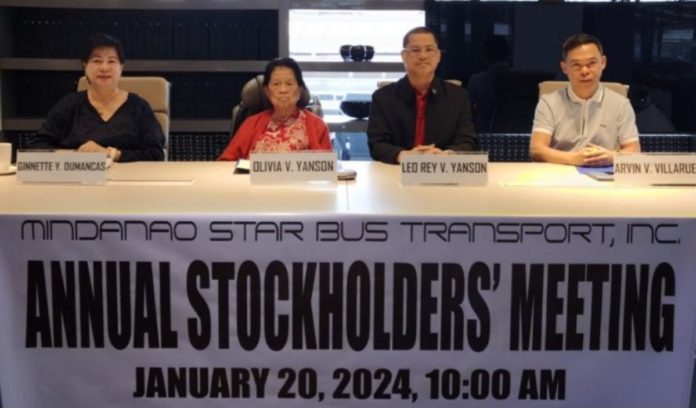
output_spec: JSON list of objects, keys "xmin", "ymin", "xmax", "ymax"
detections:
[{"xmin": 532, "ymin": 127, "xmax": 553, "ymax": 135}]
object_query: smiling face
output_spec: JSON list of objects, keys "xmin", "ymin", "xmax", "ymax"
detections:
[
  {"xmin": 83, "ymin": 46, "xmax": 123, "ymax": 89},
  {"xmin": 401, "ymin": 32, "xmax": 441, "ymax": 81},
  {"xmin": 264, "ymin": 66, "xmax": 301, "ymax": 112},
  {"xmin": 561, "ymin": 43, "xmax": 606, "ymax": 99}
]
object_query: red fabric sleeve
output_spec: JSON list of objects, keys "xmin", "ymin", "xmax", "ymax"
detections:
[
  {"xmin": 218, "ymin": 109, "xmax": 331, "ymax": 160},
  {"xmin": 305, "ymin": 111, "xmax": 332, "ymax": 152},
  {"xmin": 217, "ymin": 111, "xmax": 272, "ymax": 161}
]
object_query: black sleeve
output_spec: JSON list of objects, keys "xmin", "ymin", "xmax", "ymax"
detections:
[
  {"xmin": 119, "ymin": 98, "xmax": 165, "ymax": 162},
  {"xmin": 367, "ymin": 88, "xmax": 403, "ymax": 164},
  {"xmin": 447, "ymin": 88, "xmax": 478, "ymax": 152},
  {"xmin": 27, "ymin": 94, "xmax": 78, "ymax": 149}
]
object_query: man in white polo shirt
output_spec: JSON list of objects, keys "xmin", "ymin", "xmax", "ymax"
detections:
[{"xmin": 530, "ymin": 33, "xmax": 640, "ymax": 166}]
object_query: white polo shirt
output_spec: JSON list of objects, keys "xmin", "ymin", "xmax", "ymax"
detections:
[{"xmin": 532, "ymin": 85, "xmax": 639, "ymax": 151}]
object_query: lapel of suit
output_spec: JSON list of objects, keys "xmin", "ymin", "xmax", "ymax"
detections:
[
  {"xmin": 396, "ymin": 78, "xmax": 417, "ymax": 147},
  {"xmin": 425, "ymin": 78, "xmax": 444, "ymax": 145}
]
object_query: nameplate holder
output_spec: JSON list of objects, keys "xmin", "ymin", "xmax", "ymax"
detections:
[
  {"xmin": 614, "ymin": 153, "xmax": 696, "ymax": 185},
  {"xmin": 400, "ymin": 152, "xmax": 488, "ymax": 185},
  {"xmin": 16, "ymin": 151, "xmax": 107, "ymax": 184},
  {"xmin": 250, "ymin": 151, "xmax": 336, "ymax": 185}
]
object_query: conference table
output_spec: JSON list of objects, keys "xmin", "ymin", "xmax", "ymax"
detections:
[
  {"xmin": 2, "ymin": 160, "xmax": 693, "ymax": 215},
  {"xmin": 0, "ymin": 161, "xmax": 694, "ymax": 408}
]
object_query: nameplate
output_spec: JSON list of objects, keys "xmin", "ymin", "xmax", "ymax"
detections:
[
  {"xmin": 614, "ymin": 153, "xmax": 696, "ymax": 185},
  {"xmin": 249, "ymin": 152, "xmax": 336, "ymax": 185},
  {"xmin": 400, "ymin": 152, "xmax": 488, "ymax": 185},
  {"xmin": 16, "ymin": 151, "xmax": 107, "ymax": 183}
]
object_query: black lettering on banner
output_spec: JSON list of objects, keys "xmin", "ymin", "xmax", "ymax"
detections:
[
  {"xmin": 76, "ymin": 220, "xmax": 98, "ymax": 240},
  {"xmin": 627, "ymin": 223, "xmax": 679, "ymax": 244},
  {"xmin": 420, "ymin": 263, "xmax": 438, "ymax": 350},
  {"xmin": 278, "ymin": 367, "xmax": 318, "ymax": 400},
  {"xmin": 292, "ymin": 262, "xmax": 317, "ymax": 349},
  {"xmin": 393, "ymin": 263, "xmax": 417, "ymax": 350},
  {"xmin": 400, "ymin": 221, "xmax": 617, "ymax": 244},
  {"xmin": 510, "ymin": 264, "xmax": 543, "ymax": 351},
  {"xmin": 20, "ymin": 219, "xmax": 200, "ymax": 241},
  {"xmin": 265, "ymin": 261, "xmax": 289, "ymax": 351},
  {"xmin": 26, "ymin": 260, "xmax": 51, "ymax": 347},
  {"xmin": 346, "ymin": 261, "xmax": 371, "ymax": 351},
  {"xmin": 565, "ymin": 264, "xmax": 584, "ymax": 350},
  {"xmin": 518, "ymin": 369, "xmax": 565, "ymax": 400},
  {"xmin": 373, "ymin": 263, "xmax": 390, "ymax": 350},
  {"xmin": 319, "ymin": 262, "xmax": 343, "ymax": 349},
  {"xmin": 545, "ymin": 264, "xmax": 564, "ymax": 351},
  {"xmin": 133, "ymin": 366, "xmax": 269, "ymax": 398},
  {"xmin": 440, "ymin": 263, "xmax": 464, "ymax": 350},
  {"xmin": 24, "ymin": 260, "xmax": 674, "ymax": 355},
  {"xmin": 79, "ymin": 261, "xmax": 104, "ymax": 347},
  {"xmin": 511, "ymin": 263, "xmax": 675, "ymax": 351},
  {"xmin": 26, "ymin": 260, "xmax": 177, "ymax": 350},
  {"xmin": 134, "ymin": 263, "xmax": 158, "ymax": 348},
  {"xmin": 212, "ymin": 262, "xmax": 235, "ymax": 349},
  {"xmin": 333, "ymin": 368, "xmax": 414, "ymax": 401},
  {"xmin": 587, "ymin": 264, "xmax": 609, "ymax": 350},
  {"xmin": 315, "ymin": 221, "xmax": 388, "ymax": 242},
  {"xmin": 650, "ymin": 263, "xmax": 675, "ymax": 351},
  {"xmin": 623, "ymin": 264, "xmax": 649, "ymax": 350},
  {"xmin": 52, "ymin": 260, "xmax": 77, "ymax": 347},
  {"xmin": 608, "ymin": 264, "xmax": 622, "ymax": 350},
  {"xmin": 208, "ymin": 221, "xmax": 303, "ymax": 242},
  {"xmin": 106, "ymin": 261, "xmax": 131, "ymax": 349},
  {"xmin": 187, "ymin": 260, "xmax": 211, "ymax": 350},
  {"xmin": 468, "ymin": 262, "xmax": 491, "ymax": 352},
  {"xmin": 237, "ymin": 261, "xmax": 261, "ymax": 350},
  {"xmin": 209, "ymin": 221, "xmax": 234, "ymax": 241},
  {"xmin": 106, "ymin": 262, "xmax": 131, "ymax": 350},
  {"xmin": 426, "ymin": 368, "xmax": 513, "ymax": 400}
]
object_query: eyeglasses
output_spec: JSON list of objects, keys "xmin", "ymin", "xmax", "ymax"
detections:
[
  {"xmin": 568, "ymin": 60, "xmax": 600, "ymax": 72},
  {"xmin": 403, "ymin": 47, "xmax": 439, "ymax": 57}
]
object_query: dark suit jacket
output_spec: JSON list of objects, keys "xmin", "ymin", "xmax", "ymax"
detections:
[{"xmin": 367, "ymin": 76, "xmax": 478, "ymax": 164}]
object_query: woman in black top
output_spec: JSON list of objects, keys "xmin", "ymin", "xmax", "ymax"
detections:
[{"xmin": 29, "ymin": 33, "xmax": 165, "ymax": 162}]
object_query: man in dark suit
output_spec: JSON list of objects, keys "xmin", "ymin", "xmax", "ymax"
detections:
[{"xmin": 367, "ymin": 27, "xmax": 478, "ymax": 164}]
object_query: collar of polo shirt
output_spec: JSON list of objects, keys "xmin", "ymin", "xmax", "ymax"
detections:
[{"xmin": 567, "ymin": 84, "xmax": 604, "ymax": 104}]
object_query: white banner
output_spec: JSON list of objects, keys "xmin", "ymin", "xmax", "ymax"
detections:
[{"xmin": 0, "ymin": 215, "xmax": 694, "ymax": 408}]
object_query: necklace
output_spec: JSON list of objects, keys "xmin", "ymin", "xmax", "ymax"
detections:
[{"xmin": 88, "ymin": 88, "xmax": 120, "ymax": 115}]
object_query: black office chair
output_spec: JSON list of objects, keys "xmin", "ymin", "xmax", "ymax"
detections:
[{"xmin": 230, "ymin": 74, "xmax": 321, "ymax": 136}]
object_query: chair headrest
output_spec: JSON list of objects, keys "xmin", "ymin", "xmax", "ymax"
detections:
[
  {"xmin": 240, "ymin": 74, "xmax": 310, "ymax": 111},
  {"xmin": 77, "ymin": 76, "xmax": 169, "ymax": 112}
]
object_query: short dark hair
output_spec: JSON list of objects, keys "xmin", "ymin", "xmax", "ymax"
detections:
[
  {"xmin": 402, "ymin": 26, "xmax": 439, "ymax": 49},
  {"xmin": 262, "ymin": 57, "xmax": 307, "ymax": 107},
  {"xmin": 83, "ymin": 33, "xmax": 125, "ymax": 63},
  {"xmin": 262, "ymin": 57, "xmax": 306, "ymax": 89},
  {"xmin": 562, "ymin": 33, "xmax": 603, "ymax": 60}
]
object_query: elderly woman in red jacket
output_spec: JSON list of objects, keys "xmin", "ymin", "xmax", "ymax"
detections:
[{"xmin": 218, "ymin": 58, "xmax": 331, "ymax": 161}]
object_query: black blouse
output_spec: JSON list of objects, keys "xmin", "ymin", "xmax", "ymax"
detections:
[{"xmin": 29, "ymin": 91, "xmax": 165, "ymax": 162}]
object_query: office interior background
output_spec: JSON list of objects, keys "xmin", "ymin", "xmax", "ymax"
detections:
[
  {"xmin": 1, "ymin": 0, "xmax": 695, "ymax": 162},
  {"xmin": 0, "ymin": 1, "xmax": 695, "ymax": 407}
]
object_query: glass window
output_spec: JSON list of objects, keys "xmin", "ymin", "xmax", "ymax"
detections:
[
  {"xmin": 289, "ymin": 9, "xmax": 425, "ymax": 62},
  {"xmin": 303, "ymin": 71, "xmax": 403, "ymax": 121},
  {"xmin": 290, "ymin": 9, "xmax": 423, "ymax": 121}
]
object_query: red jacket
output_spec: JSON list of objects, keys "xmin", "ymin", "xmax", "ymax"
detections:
[{"xmin": 218, "ymin": 109, "xmax": 331, "ymax": 161}]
